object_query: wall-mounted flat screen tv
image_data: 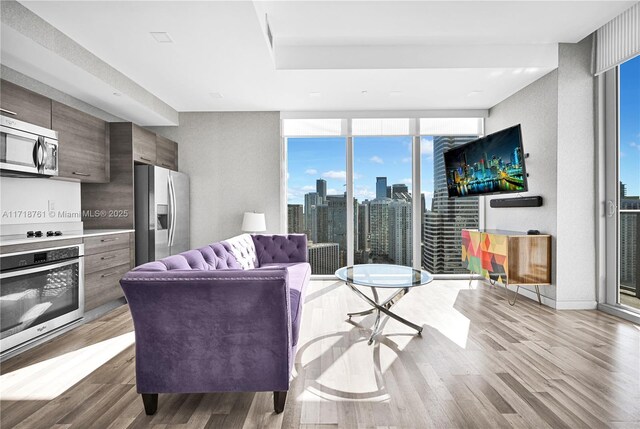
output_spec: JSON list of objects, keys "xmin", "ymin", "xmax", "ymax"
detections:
[{"xmin": 444, "ymin": 124, "xmax": 527, "ymax": 197}]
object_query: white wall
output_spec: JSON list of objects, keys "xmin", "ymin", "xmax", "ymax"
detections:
[
  {"xmin": 0, "ymin": 177, "xmax": 81, "ymax": 227},
  {"xmin": 485, "ymin": 35, "xmax": 596, "ymax": 309},
  {"xmin": 555, "ymin": 38, "xmax": 597, "ymax": 309},
  {"xmin": 150, "ymin": 112, "xmax": 281, "ymax": 247},
  {"xmin": 485, "ymin": 70, "xmax": 559, "ymax": 303}
]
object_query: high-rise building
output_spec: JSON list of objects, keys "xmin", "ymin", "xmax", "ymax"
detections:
[
  {"xmin": 376, "ymin": 177, "xmax": 388, "ymax": 199},
  {"xmin": 304, "ymin": 192, "xmax": 321, "ymax": 241},
  {"xmin": 370, "ymin": 198, "xmax": 391, "ymax": 260},
  {"xmin": 316, "ymin": 203, "xmax": 329, "ymax": 243},
  {"xmin": 620, "ymin": 186, "xmax": 640, "ymax": 297},
  {"xmin": 391, "ymin": 183, "xmax": 410, "ymax": 201},
  {"xmin": 389, "ymin": 199, "xmax": 412, "ymax": 266},
  {"xmin": 357, "ymin": 202, "xmax": 369, "ymax": 252},
  {"xmin": 326, "ymin": 195, "xmax": 347, "ymax": 266},
  {"xmin": 287, "ymin": 204, "xmax": 304, "ymax": 234},
  {"xmin": 308, "ymin": 243, "xmax": 340, "ymax": 275},
  {"xmin": 386, "ymin": 186, "xmax": 392, "ymax": 198},
  {"xmin": 423, "ymin": 136, "xmax": 479, "ymax": 274},
  {"xmin": 356, "ymin": 201, "xmax": 370, "ymax": 264},
  {"xmin": 316, "ymin": 179, "xmax": 327, "ymax": 200}
]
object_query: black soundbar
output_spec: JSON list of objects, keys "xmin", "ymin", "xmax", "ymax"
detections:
[{"xmin": 490, "ymin": 196, "xmax": 543, "ymax": 208}]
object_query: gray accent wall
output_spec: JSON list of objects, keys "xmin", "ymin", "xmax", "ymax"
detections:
[
  {"xmin": 485, "ymin": 35, "xmax": 596, "ymax": 309},
  {"xmin": 485, "ymin": 70, "xmax": 559, "ymax": 303},
  {"xmin": 150, "ymin": 112, "xmax": 281, "ymax": 247}
]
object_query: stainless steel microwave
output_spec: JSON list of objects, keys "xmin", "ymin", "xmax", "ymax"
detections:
[{"xmin": 0, "ymin": 115, "xmax": 58, "ymax": 177}]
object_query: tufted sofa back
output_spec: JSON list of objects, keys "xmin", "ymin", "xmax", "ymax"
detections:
[
  {"xmin": 133, "ymin": 242, "xmax": 242, "ymax": 271},
  {"xmin": 252, "ymin": 234, "xmax": 308, "ymax": 265},
  {"xmin": 132, "ymin": 234, "xmax": 308, "ymax": 272}
]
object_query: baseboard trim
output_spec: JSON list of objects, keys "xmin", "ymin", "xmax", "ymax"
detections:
[{"xmin": 554, "ymin": 300, "xmax": 598, "ymax": 310}]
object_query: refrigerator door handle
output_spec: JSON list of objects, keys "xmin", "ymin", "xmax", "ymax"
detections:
[{"xmin": 168, "ymin": 174, "xmax": 177, "ymax": 248}]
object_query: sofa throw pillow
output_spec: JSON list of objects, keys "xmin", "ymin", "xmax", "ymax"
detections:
[{"xmin": 223, "ymin": 234, "xmax": 258, "ymax": 269}]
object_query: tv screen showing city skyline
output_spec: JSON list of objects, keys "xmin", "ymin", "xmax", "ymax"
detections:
[{"xmin": 444, "ymin": 124, "xmax": 527, "ymax": 197}]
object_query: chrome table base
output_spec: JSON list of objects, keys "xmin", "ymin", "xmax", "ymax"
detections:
[{"xmin": 345, "ymin": 282, "xmax": 423, "ymax": 345}]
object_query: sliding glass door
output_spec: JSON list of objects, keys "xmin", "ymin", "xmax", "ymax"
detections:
[{"xmin": 605, "ymin": 55, "xmax": 640, "ymax": 312}]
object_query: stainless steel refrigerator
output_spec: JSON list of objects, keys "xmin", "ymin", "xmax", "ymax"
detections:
[{"xmin": 135, "ymin": 165, "xmax": 190, "ymax": 265}]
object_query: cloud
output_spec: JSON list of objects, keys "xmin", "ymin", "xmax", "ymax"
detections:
[
  {"xmin": 301, "ymin": 185, "xmax": 315, "ymax": 191},
  {"xmin": 328, "ymin": 188, "xmax": 340, "ymax": 195},
  {"xmin": 400, "ymin": 178, "xmax": 412, "ymax": 185},
  {"xmin": 401, "ymin": 157, "xmax": 411, "ymax": 163},
  {"xmin": 355, "ymin": 186, "xmax": 376, "ymax": 200},
  {"xmin": 369, "ymin": 156, "xmax": 384, "ymax": 164},
  {"xmin": 305, "ymin": 168, "xmax": 318, "ymax": 175},
  {"xmin": 421, "ymin": 144, "xmax": 434, "ymax": 156},
  {"xmin": 629, "ymin": 142, "xmax": 640, "ymax": 151},
  {"xmin": 322, "ymin": 170, "xmax": 347, "ymax": 180}
]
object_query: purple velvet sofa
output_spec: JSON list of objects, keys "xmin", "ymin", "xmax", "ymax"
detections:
[{"xmin": 119, "ymin": 233, "xmax": 310, "ymax": 415}]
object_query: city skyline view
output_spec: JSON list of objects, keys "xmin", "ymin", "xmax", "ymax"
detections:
[
  {"xmin": 620, "ymin": 55, "xmax": 640, "ymax": 197},
  {"xmin": 287, "ymin": 136, "xmax": 435, "ymax": 208},
  {"xmin": 287, "ymin": 135, "xmax": 478, "ymax": 274}
]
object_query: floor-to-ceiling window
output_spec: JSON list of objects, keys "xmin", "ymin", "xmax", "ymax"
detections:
[
  {"xmin": 419, "ymin": 119, "xmax": 481, "ymax": 274},
  {"xmin": 285, "ymin": 119, "xmax": 347, "ymax": 275},
  {"xmin": 284, "ymin": 117, "xmax": 483, "ymax": 276},
  {"xmin": 618, "ymin": 55, "xmax": 640, "ymax": 310}
]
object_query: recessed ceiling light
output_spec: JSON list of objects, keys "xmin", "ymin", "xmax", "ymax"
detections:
[
  {"xmin": 209, "ymin": 92, "xmax": 224, "ymax": 99},
  {"xmin": 309, "ymin": 92, "xmax": 321, "ymax": 98},
  {"xmin": 467, "ymin": 90, "xmax": 483, "ymax": 97},
  {"xmin": 150, "ymin": 32, "xmax": 173, "ymax": 43},
  {"xmin": 361, "ymin": 90, "xmax": 368, "ymax": 95},
  {"xmin": 390, "ymin": 91, "xmax": 403, "ymax": 97}
]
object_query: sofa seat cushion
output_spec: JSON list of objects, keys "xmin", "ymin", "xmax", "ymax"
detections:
[{"xmin": 259, "ymin": 262, "xmax": 311, "ymax": 346}]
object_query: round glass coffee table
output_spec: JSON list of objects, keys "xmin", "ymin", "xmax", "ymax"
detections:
[{"xmin": 335, "ymin": 264, "xmax": 434, "ymax": 345}]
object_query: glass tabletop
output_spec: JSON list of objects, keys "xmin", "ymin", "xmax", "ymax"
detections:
[{"xmin": 335, "ymin": 264, "xmax": 434, "ymax": 288}]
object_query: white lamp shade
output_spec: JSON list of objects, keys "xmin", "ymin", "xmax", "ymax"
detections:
[{"xmin": 242, "ymin": 212, "xmax": 266, "ymax": 232}]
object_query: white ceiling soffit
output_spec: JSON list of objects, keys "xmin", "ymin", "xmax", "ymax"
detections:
[
  {"xmin": 0, "ymin": 0, "xmax": 178, "ymax": 126},
  {"xmin": 259, "ymin": 1, "xmax": 634, "ymax": 71},
  {"xmin": 5, "ymin": 1, "xmax": 636, "ymax": 116}
]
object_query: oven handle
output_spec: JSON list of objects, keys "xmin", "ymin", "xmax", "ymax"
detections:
[{"xmin": 0, "ymin": 258, "xmax": 80, "ymax": 279}]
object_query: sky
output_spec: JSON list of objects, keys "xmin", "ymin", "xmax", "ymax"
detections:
[
  {"xmin": 620, "ymin": 55, "xmax": 640, "ymax": 197},
  {"xmin": 287, "ymin": 136, "xmax": 435, "ymax": 208}
]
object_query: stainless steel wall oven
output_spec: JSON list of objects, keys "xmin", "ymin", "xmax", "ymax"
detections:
[{"xmin": 0, "ymin": 244, "xmax": 84, "ymax": 354}]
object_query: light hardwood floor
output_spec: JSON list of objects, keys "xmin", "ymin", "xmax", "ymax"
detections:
[{"xmin": 1, "ymin": 279, "xmax": 639, "ymax": 429}]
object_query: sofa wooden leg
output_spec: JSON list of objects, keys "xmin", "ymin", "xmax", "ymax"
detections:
[
  {"xmin": 273, "ymin": 391, "xmax": 287, "ymax": 414},
  {"xmin": 142, "ymin": 393, "xmax": 158, "ymax": 415}
]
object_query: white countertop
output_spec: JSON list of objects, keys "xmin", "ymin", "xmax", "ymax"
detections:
[{"xmin": 0, "ymin": 229, "xmax": 134, "ymax": 246}]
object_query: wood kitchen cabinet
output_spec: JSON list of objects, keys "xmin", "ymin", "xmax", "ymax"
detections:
[
  {"xmin": 132, "ymin": 124, "xmax": 156, "ymax": 165},
  {"xmin": 0, "ymin": 79, "xmax": 52, "ymax": 129},
  {"xmin": 155, "ymin": 134, "xmax": 178, "ymax": 171},
  {"xmin": 83, "ymin": 232, "xmax": 133, "ymax": 311},
  {"xmin": 52, "ymin": 101, "xmax": 110, "ymax": 183}
]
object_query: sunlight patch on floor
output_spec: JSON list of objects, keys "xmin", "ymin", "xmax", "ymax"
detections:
[
  {"xmin": 0, "ymin": 331, "xmax": 135, "ymax": 401},
  {"xmin": 420, "ymin": 281, "xmax": 471, "ymax": 349}
]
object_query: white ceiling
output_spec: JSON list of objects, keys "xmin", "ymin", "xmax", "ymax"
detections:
[{"xmin": 6, "ymin": 1, "xmax": 636, "ymax": 117}]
